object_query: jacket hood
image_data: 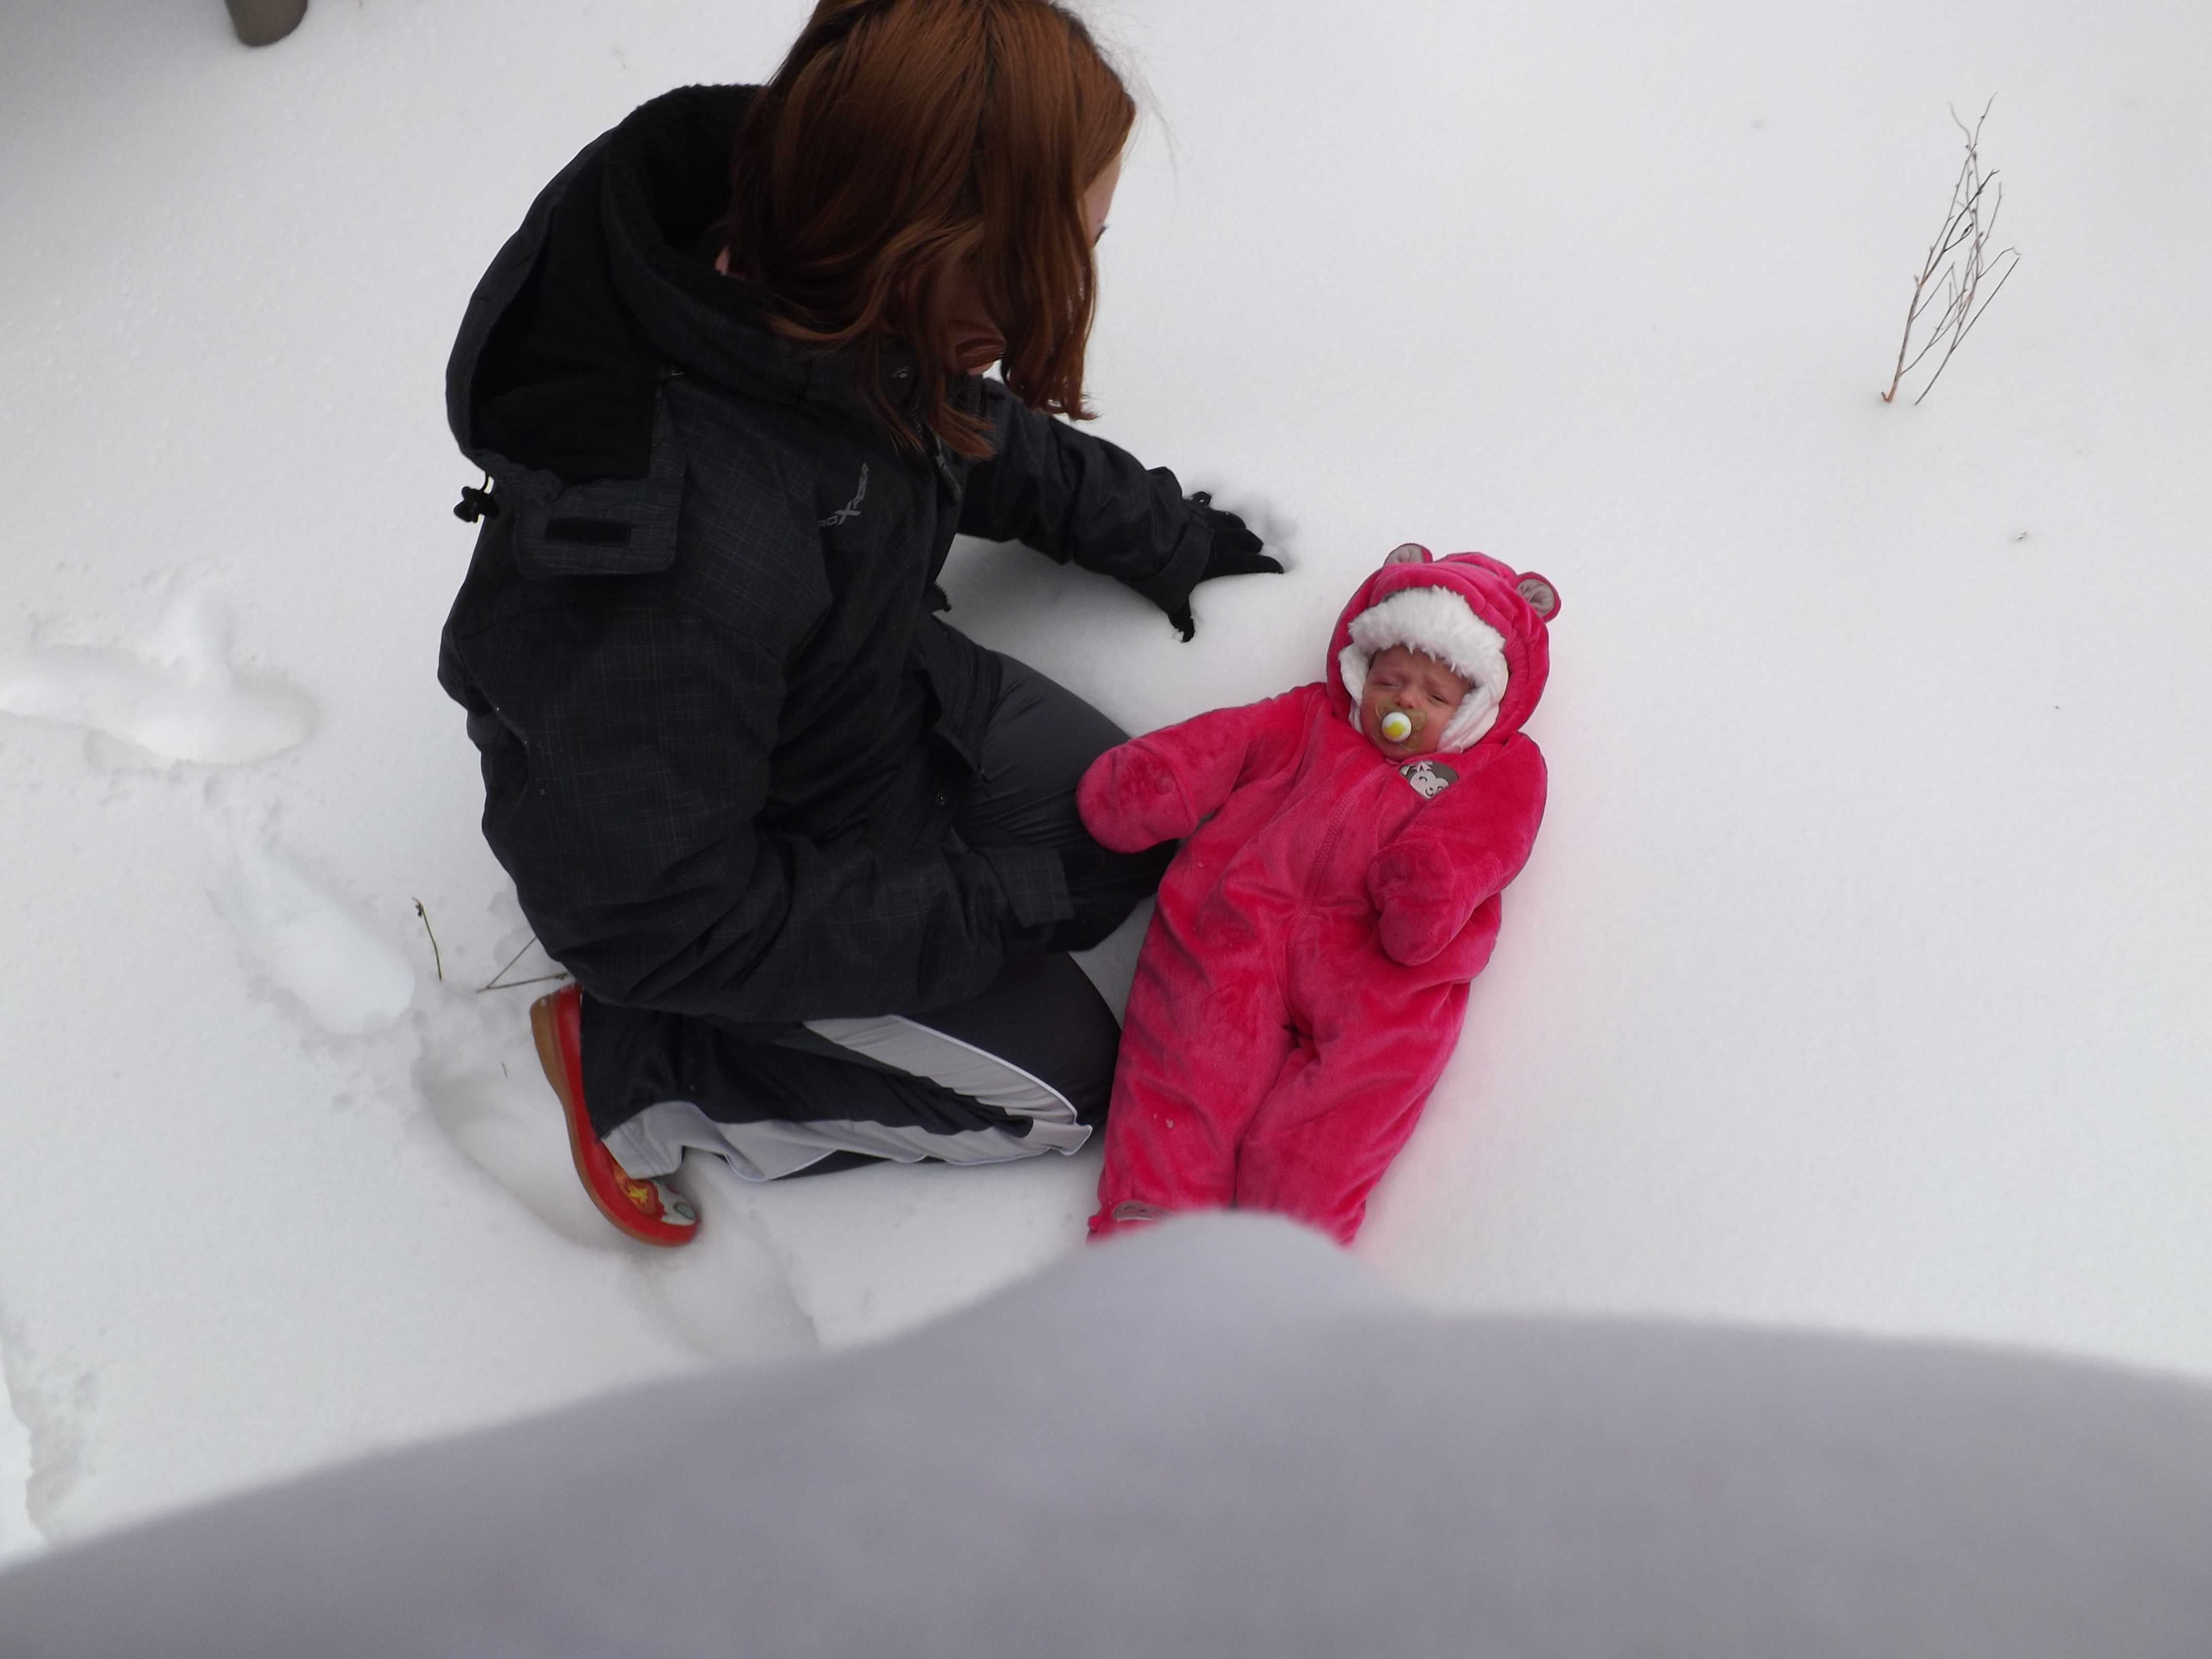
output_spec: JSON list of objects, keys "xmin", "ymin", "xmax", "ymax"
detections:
[
  {"xmin": 444, "ymin": 85, "xmax": 927, "ymax": 580},
  {"xmin": 1326, "ymin": 544, "xmax": 1560, "ymax": 751}
]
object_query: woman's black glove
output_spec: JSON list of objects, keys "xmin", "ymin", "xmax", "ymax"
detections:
[
  {"xmin": 1049, "ymin": 840, "xmax": 1175, "ymax": 953},
  {"xmin": 1165, "ymin": 492, "xmax": 1286, "ymax": 642}
]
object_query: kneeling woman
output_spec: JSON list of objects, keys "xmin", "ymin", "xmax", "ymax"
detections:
[{"xmin": 438, "ymin": 0, "xmax": 1276, "ymax": 1242}]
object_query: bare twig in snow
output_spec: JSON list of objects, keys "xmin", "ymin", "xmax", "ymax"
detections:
[
  {"xmin": 480, "ymin": 973, "xmax": 568, "ymax": 993},
  {"xmin": 413, "ymin": 899, "xmax": 443, "ymax": 982},
  {"xmin": 1882, "ymin": 101, "xmax": 2021, "ymax": 406},
  {"xmin": 479, "ymin": 935, "xmax": 564, "ymax": 994}
]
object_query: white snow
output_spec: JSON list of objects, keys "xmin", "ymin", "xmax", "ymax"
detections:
[
  {"xmin": 0, "ymin": 1336, "xmax": 39, "ymax": 1568},
  {"xmin": 2, "ymin": 0, "xmax": 2209, "ymax": 1562},
  {"xmin": 0, "ymin": 588, "xmax": 314, "ymax": 767},
  {"xmin": 208, "ymin": 800, "xmax": 417, "ymax": 1035}
]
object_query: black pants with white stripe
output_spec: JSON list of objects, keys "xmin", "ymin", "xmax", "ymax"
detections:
[{"xmin": 578, "ymin": 657, "xmax": 1148, "ymax": 1182}]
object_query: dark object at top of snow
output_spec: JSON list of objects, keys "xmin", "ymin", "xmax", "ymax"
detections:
[{"xmin": 225, "ymin": 0, "xmax": 306, "ymax": 48}]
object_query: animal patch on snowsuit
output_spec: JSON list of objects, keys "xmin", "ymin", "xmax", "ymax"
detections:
[
  {"xmin": 1399, "ymin": 758, "xmax": 1460, "ymax": 800},
  {"xmin": 1078, "ymin": 544, "xmax": 1558, "ymax": 1244}
]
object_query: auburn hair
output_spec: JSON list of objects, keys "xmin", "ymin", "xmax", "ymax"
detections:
[{"xmin": 726, "ymin": 0, "xmax": 1135, "ymax": 457}]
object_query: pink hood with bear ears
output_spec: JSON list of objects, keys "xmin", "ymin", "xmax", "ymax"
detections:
[{"xmin": 1325, "ymin": 544, "xmax": 1560, "ymax": 753}]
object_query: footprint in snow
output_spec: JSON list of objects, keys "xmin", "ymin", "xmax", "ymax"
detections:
[
  {"xmin": 416, "ymin": 983, "xmax": 817, "ymax": 1359},
  {"xmin": 0, "ymin": 588, "xmax": 313, "ymax": 766},
  {"xmin": 207, "ymin": 805, "xmax": 416, "ymax": 1036}
]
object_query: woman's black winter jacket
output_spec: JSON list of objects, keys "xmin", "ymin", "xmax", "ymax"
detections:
[{"xmin": 438, "ymin": 86, "xmax": 1214, "ymax": 1027}]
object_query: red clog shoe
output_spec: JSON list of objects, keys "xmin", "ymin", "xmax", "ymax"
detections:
[{"xmin": 530, "ymin": 984, "xmax": 698, "ymax": 1248}]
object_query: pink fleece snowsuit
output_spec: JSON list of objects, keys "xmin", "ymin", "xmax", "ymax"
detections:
[{"xmin": 1079, "ymin": 546, "xmax": 1557, "ymax": 1244}]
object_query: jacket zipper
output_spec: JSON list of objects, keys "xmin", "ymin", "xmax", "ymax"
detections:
[{"xmin": 1282, "ymin": 766, "xmax": 1373, "ymax": 988}]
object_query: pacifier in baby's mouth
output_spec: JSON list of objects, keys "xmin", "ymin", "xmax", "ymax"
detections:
[{"xmin": 1379, "ymin": 709, "xmax": 1418, "ymax": 743}]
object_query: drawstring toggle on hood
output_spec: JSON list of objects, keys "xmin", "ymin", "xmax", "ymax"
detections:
[{"xmin": 453, "ymin": 476, "xmax": 500, "ymax": 524}]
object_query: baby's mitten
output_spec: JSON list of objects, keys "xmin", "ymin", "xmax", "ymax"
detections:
[
  {"xmin": 1366, "ymin": 738, "xmax": 1548, "ymax": 967},
  {"xmin": 1367, "ymin": 843, "xmax": 1470, "ymax": 967},
  {"xmin": 1078, "ymin": 744, "xmax": 1193, "ymax": 852}
]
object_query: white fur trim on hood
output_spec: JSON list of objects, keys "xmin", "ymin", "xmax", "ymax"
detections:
[{"xmin": 1338, "ymin": 584, "xmax": 1510, "ymax": 752}]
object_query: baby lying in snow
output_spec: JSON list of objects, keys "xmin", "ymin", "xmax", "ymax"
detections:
[{"xmin": 1078, "ymin": 544, "xmax": 1559, "ymax": 1244}]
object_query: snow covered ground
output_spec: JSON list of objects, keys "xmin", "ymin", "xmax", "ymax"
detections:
[{"xmin": 2, "ymin": 0, "xmax": 2208, "ymax": 1562}]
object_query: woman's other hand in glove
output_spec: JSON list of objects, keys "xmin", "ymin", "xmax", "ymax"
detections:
[{"xmin": 1165, "ymin": 492, "xmax": 1286, "ymax": 641}]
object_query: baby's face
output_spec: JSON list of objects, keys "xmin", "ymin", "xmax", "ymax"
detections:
[{"xmin": 1360, "ymin": 645, "xmax": 1473, "ymax": 758}]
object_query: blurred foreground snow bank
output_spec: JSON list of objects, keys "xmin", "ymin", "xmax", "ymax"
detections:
[{"xmin": 9, "ymin": 1217, "xmax": 2212, "ymax": 1659}]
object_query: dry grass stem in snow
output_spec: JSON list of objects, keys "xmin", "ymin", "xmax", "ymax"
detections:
[
  {"xmin": 478, "ymin": 935, "xmax": 566, "ymax": 995},
  {"xmin": 413, "ymin": 900, "xmax": 444, "ymax": 982},
  {"xmin": 1881, "ymin": 102, "xmax": 2021, "ymax": 406}
]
